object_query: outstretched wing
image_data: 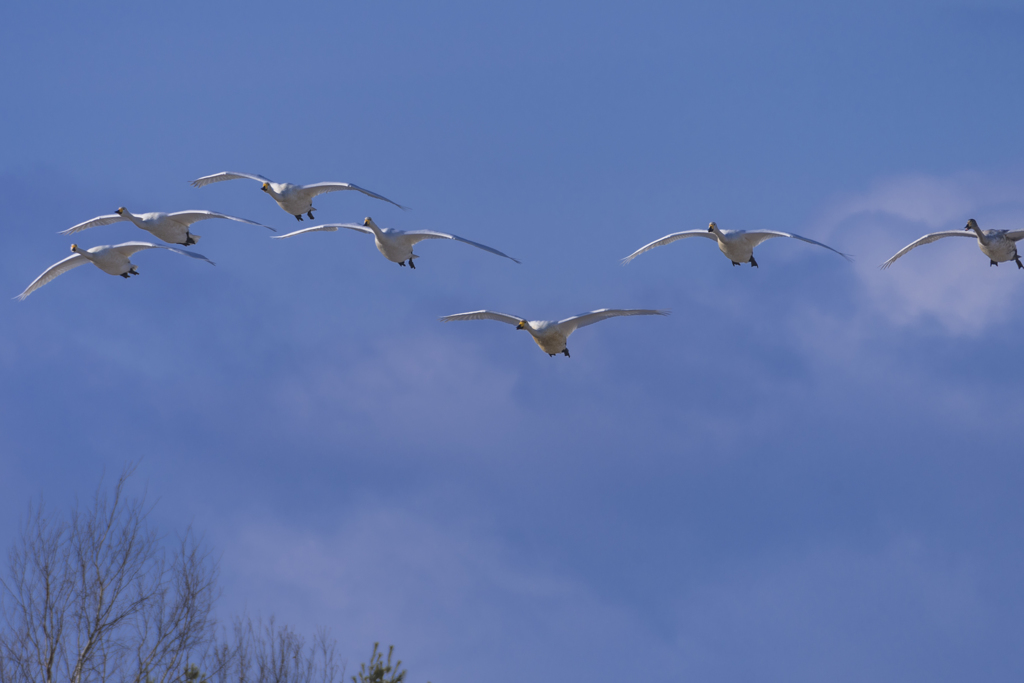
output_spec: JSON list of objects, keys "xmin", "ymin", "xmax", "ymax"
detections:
[
  {"xmin": 621, "ymin": 231, "xmax": 716, "ymax": 264},
  {"xmin": 880, "ymin": 231, "xmax": 975, "ymax": 269},
  {"xmin": 303, "ymin": 182, "xmax": 410, "ymax": 210},
  {"xmin": 272, "ymin": 223, "xmax": 374, "ymax": 240},
  {"xmin": 403, "ymin": 230, "xmax": 520, "ymax": 263},
  {"xmin": 1007, "ymin": 230, "xmax": 1024, "ymax": 242},
  {"xmin": 110, "ymin": 241, "xmax": 215, "ymax": 265},
  {"xmin": 739, "ymin": 230, "xmax": 851, "ymax": 261},
  {"xmin": 60, "ymin": 214, "xmax": 127, "ymax": 235},
  {"xmin": 560, "ymin": 308, "xmax": 670, "ymax": 330},
  {"xmin": 167, "ymin": 211, "xmax": 275, "ymax": 231},
  {"xmin": 439, "ymin": 310, "xmax": 524, "ymax": 326},
  {"xmin": 190, "ymin": 172, "xmax": 272, "ymax": 188},
  {"xmin": 15, "ymin": 254, "xmax": 89, "ymax": 300}
]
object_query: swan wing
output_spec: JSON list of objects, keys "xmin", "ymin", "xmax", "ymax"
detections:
[
  {"xmin": 302, "ymin": 182, "xmax": 410, "ymax": 210},
  {"xmin": 59, "ymin": 214, "xmax": 127, "ymax": 235},
  {"xmin": 271, "ymin": 223, "xmax": 373, "ymax": 239},
  {"xmin": 15, "ymin": 254, "xmax": 89, "ymax": 300},
  {"xmin": 167, "ymin": 211, "xmax": 276, "ymax": 231},
  {"xmin": 560, "ymin": 308, "xmax": 670, "ymax": 330},
  {"xmin": 621, "ymin": 231, "xmax": 716, "ymax": 264},
  {"xmin": 880, "ymin": 231, "xmax": 975, "ymax": 269},
  {"xmin": 190, "ymin": 172, "xmax": 272, "ymax": 188},
  {"xmin": 404, "ymin": 230, "xmax": 520, "ymax": 263},
  {"xmin": 439, "ymin": 310, "xmax": 524, "ymax": 326},
  {"xmin": 110, "ymin": 241, "xmax": 215, "ymax": 265},
  {"xmin": 738, "ymin": 230, "xmax": 852, "ymax": 260},
  {"xmin": 1007, "ymin": 230, "xmax": 1024, "ymax": 242}
]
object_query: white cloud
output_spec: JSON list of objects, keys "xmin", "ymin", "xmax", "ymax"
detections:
[{"xmin": 813, "ymin": 171, "xmax": 1024, "ymax": 335}]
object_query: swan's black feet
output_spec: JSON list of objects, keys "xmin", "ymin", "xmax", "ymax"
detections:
[
  {"xmin": 731, "ymin": 261, "xmax": 741, "ymax": 267},
  {"xmin": 1016, "ymin": 256, "xmax": 1023, "ymax": 269},
  {"xmin": 409, "ymin": 259, "xmax": 416, "ymax": 269},
  {"xmin": 294, "ymin": 214, "xmax": 303, "ymax": 221},
  {"xmin": 562, "ymin": 348, "xmax": 570, "ymax": 358},
  {"xmin": 307, "ymin": 211, "xmax": 314, "ymax": 220},
  {"xmin": 750, "ymin": 256, "xmax": 759, "ymax": 268},
  {"xmin": 990, "ymin": 260, "xmax": 998, "ymax": 266},
  {"xmin": 120, "ymin": 273, "xmax": 131, "ymax": 279},
  {"xmin": 398, "ymin": 261, "xmax": 406, "ymax": 267},
  {"xmin": 183, "ymin": 235, "xmax": 196, "ymax": 246}
]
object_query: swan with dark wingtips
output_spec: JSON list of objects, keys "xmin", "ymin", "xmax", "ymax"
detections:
[
  {"xmin": 16, "ymin": 242, "xmax": 214, "ymax": 301},
  {"xmin": 190, "ymin": 172, "xmax": 408, "ymax": 221},
  {"xmin": 60, "ymin": 208, "xmax": 274, "ymax": 246},
  {"xmin": 439, "ymin": 308, "xmax": 669, "ymax": 358},
  {"xmin": 881, "ymin": 219, "xmax": 1024, "ymax": 270},
  {"xmin": 623, "ymin": 221, "xmax": 850, "ymax": 268},
  {"xmin": 272, "ymin": 217, "xmax": 519, "ymax": 269}
]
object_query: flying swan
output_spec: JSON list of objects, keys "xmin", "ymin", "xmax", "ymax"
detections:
[
  {"xmin": 60, "ymin": 207, "xmax": 274, "ymax": 246},
  {"xmin": 623, "ymin": 222, "xmax": 850, "ymax": 267},
  {"xmin": 881, "ymin": 219, "xmax": 1024, "ymax": 270},
  {"xmin": 439, "ymin": 308, "xmax": 669, "ymax": 357},
  {"xmin": 190, "ymin": 172, "xmax": 408, "ymax": 220},
  {"xmin": 16, "ymin": 242, "xmax": 214, "ymax": 301},
  {"xmin": 272, "ymin": 217, "xmax": 520, "ymax": 269}
]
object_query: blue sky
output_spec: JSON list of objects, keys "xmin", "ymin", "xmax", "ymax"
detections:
[{"xmin": 2, "ymin": 1, "xmax": 1024, "ymax": 681}]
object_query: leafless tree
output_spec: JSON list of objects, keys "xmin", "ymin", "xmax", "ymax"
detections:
[
  {"xmin": 208, "ymin": 616, "xmax": 343, "ymax": 683},
  {"xmin": 0, "ymin": 464, "xmax": 217, "ymax": 683},
  {"xmin": 0, "ymin": 466, "xmax": 415, "ymax": 683}
]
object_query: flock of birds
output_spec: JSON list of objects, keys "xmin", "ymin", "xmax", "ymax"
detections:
[{"xmin": 17, "ymin": 170, "xmax": 1024, "ymax": 358}]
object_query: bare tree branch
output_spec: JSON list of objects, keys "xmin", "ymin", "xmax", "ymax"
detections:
[{"xmin": 0, "ymin": 466, "xmax": 217, "ymax": 683}]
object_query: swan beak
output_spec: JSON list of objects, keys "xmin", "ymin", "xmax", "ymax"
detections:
[
  {"xmin": 116, "ymin": 207, "xmax": 124, "ymax": 215},
  {"xmin": 516, "ymin": 322, "xmax": 525, "ymax": 330},
  {"xmin": 261, "ymin": 183, "xmax": 269, "ymax": 191},
  {"xmin": 70, "ymin": 244, "xmax": 78, "ymax": 252}
]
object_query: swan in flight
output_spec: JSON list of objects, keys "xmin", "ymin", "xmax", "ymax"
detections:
[
  {"xmin": 16, "ymin": 242, "xmax": 214, "ymax": 301},
  {"xmin": 439, "ymin": 308, "xmax": 668, "ymax": 357},
  {"xmin": 623, "ymin": 221, "xmax": 850, "ymax": 267},
  {"xmin": 190, "ymin": 172, "xmax": 408, "ymax": 220},
  {"xmin": 881, "ymin": 219, "xmax": 1024, "ymax": 270},
  {"xmin": 60, "ymin": 207, "xmax": 274, "ymax": 246},
  {"xmin": 272, "ymin": 217, "xmax": 519, "ymax": 269}
]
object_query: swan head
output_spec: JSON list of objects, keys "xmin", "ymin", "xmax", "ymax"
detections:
[
  {"xmin": 515, "ymin": 320, "xmax": 527, "ymax": 330},
  {"xmin": 964, "ymin": 218, "xmax": 979, "ymax": 231},
  {"xmin": 70, "ymin": 243, "xmax": 79, "ymax": 253},
  {"xmin": 363, "ymin": 217, "xmax": 379, "ymax": 229},
  {"xmin": 116, "ymin": 207, "xmax": 126, "ymax": 216},
  {"xmin": 261, "ymin": 182, "xmax": 270, "ymax": 193},
  {"xmin": 708, "ymin": 221, "xmax": 718, "ymax": 233}
]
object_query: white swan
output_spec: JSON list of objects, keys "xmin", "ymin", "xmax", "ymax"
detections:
[
  {"xmin": 16, "ymin": 242, "xmax": 214, "ymax": 301},
  {"xmin": 190, "ymin": 172, "xmax": 408, "ymax": 220},
  {"xmin": 60, "ymin": 207, "xmax": 274, "ymax": 246},
  {"xmin": 623, "ymin": 221, "xmax": 850, "ymax": 267},
  {"xmin": 881, "ymin": 218, "xmax": 1024, "ymax": 270},
  {"xmin": 272, "ymin": 217, "xmax": 520, "ymax": 269},
  {"xmin": 440, "ymin": 308, "xmax": 669, "ymax": 357}
]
